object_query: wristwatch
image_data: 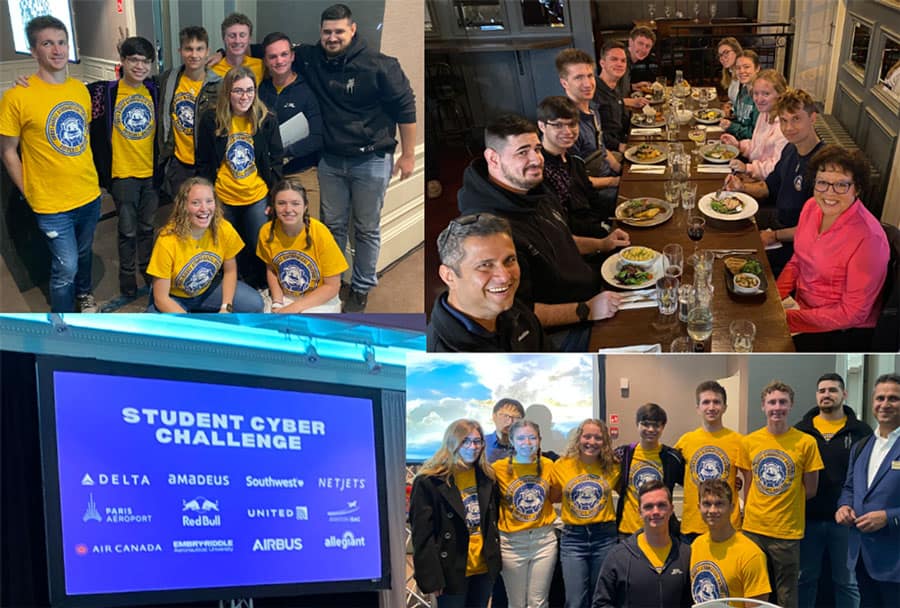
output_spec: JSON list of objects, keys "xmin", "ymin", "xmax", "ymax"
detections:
[
  {"xmin": 220, "ymin": 303, "xmax": 233, "ymax": 313},
  {"xmin": 576, "ymin": 301, "xmax": 590, "ymax": 322}
]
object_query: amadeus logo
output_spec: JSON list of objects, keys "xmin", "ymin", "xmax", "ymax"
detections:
[
  {"xmin": 324, "ymin": 531, "xmax": 366, "ymax": 550},
  {"xmin": 246, "ymin": 506, "xmax": 308, "ymax": 520},
  {"xmin": 182, "ymin": 497, "xmax": 221, "ymax": 527},
  {"xmin": 327, "ymin": 500, "xmax": 361, "ymax": 523},
  {"xmin": 168, "ymin": 473, "xmax": 229, "ymax": 487},
  {"xmin": 83, "ymin": 493, "xmax": 153, "ymax": 524},
  {"xmin": 317, "ymin": 477, "xmax": 366, "ymax": 492},
  {"xmin": 253, "ymin": 537, "xmax": 303, "ymax": 552},
  {"xmin": 81, "ymin": 473, "xmax": 150, "ymax": 486}
]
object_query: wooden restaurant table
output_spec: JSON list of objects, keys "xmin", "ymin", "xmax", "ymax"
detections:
[{"xmin": 589, "ymin": 151, "xmax": 795, "ymax": 353}]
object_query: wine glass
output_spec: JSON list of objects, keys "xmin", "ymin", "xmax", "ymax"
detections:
[
  {"xmin": 687, "ymin": 216, "xmax": 706, "ymax": 258},
  {"xmin": 648, "ymin": 3, "xmax": 656, "ymax": 24},
  {"xmin": 689, "ymin": 125, "xmax": 706, "ymax": 161}
]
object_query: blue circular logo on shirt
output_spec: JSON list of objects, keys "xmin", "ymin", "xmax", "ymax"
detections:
[
  {"xmin": 753, "ymin": 449, "xmax": 794, "ymax": 496},
  {"xmin": 173, "ymin": 92, "xmax": 195, "ymax": 134},
  {"xmin": 226, "ymin": 134, "xmax": 256, "ymax": 178},
  {"xmin": 565, "ymin": 474, "xmax": 607, "ymax": 519},
  {"xmin": 115, "ymin": 95, "xmax": 153, "ymax": 140},
  {"xmin": 46, "ymin": 101, "xmax": 87, "ymax": 155},
  {"xmin": 272, "ymin": 250, "xmax": 319, "ymax": 296},
  {"xmin": 691, "ymin": 561, "xmax": 728, "ymax": 602},
  {"xmin": 508, "ymin": 477, "xmax": 546, "ymax": 522},
  {"xmin": 462, "ymin": 490, "xmax": 481, "ymax": 534},
  {"xmin": 691, "ymin": 446, "xmax": 730, "ymax": 484},
  {"xmin": 631, "ymin": 463, "xmax": 662, "ymax": 491},
  {"xmin": 175, "ymin": 252, "xmax": 221, "ymax": 296}
]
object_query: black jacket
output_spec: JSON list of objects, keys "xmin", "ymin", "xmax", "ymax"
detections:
[
  {"xmin": 195, "ymin": 110, "xmax": 284, "ymax": 193},
  {"xmin": 291, "ymin": 36, "xmax": 416, "ymax": 157},
  {"xmin": 156, "ymin": 66, "xmax": 221, "ymax": 168},
  {"xmin": 542, "ymin": 149, "xmax": 615, "ymax": 238},
  {"xmin": 409, "ymin": 469, "xmax": 501, "ymax": 595},
  {"xmin": 87, "ymin": 78, "xmax": 161, "ymax": 189},
  {"xmin": 457, "ymin": 158, "xmax": 603, "ymax": 305},
  {"xmin": 592, "ymin": 531, "xmax": 692, "ymax": 608},
  {"xmin": 258, "ymin": 73, "xmax": 323, "ymax": 174},
  {"xmin": 613, "ymin": 443, "xmax": 685, "ymax": 529},
  {"xmin": 427, "ymin": 292, "xmax": 550, "ymax": 352},
  {"xmin": 795, "ymin": 405, "xmax": 873, "ymax": 520},
  {"xmin": 594, "ymin": 77, "xmax": 629, "ymax": 152}
]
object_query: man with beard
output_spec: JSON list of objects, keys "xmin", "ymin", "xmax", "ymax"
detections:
[
  {"xmin": 595, "ymin": 41, "xmax": 630, "ymax": 154},
  {"xmin": 457, "ymin": 113, "xmax": 628, "ymax": 351},
  {"xmin": 795, "ymin": 373, "xmax": 871, "ymax": 608},
  {"xmin": 619, "ymin": 27, "xmax": 657, "ymax": 109}
]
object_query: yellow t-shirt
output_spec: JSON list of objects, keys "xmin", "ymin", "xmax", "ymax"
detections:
[
  {"xmin": 674, "ymin": 427, "xmax": 744, "ymax": 534},
  {"xmin": 549, "ymin": 456, "xmax": 619, "ymax": 525},
  {"xmin": 690, "ymin": 531, "xmax": 771, "ymax": 602},
  {"xmin": 147, "ymin": 219, "xmax": 244, "ymax": 298},
  {"xmin": 636, "ymin": 532, "xmax": 671, "ymax": 573},
  {"xmin": 620, "ymin": 445, "xmax": 663, "ymax": 534},
  {"xmin": 813, "ymin": 415, "xmax": 847, "ymax": 441},
  {"xmin": 738, "ymin": 427, "xmax": 824, "ymax": 540},
  {"xmin": 454, "ymin": 467, "xmax": 488, "ymax": 576},
  {"xmin": 111, "ymin": 81, "xmax": 155, "ymax": 179},
  {"xmin": 171, "ymin": 74, "xmax": 204, "ymax": 165},
  {"xmin": 0, "ymin": 75, "xmax": 100, "ymax": 213},
  {"xmin": 255, "ymin": 218, "xmax": 348, "ymax": 296},
  {"xmin": 215, "ymin": 115, "xmax": 269, "ymax": 206},
  {"xmin": 492, "ymin": 457, "xmax": 556, "ymax": 533},
  {"xmin": 212, "ymin": 56, "xmax": 264, "ymax": 84}
]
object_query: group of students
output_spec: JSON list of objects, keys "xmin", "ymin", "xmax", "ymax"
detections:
[
  {"xmin": 426, "ymin": 29, "xmax": 891, "ymax": 353},
  {"xmin": 409, "ymin": 373, "xmax": 900, "ymax": 608},
  {"xmin": 0, "ymin": 3, "xmax": 416, "ymax": 313}
]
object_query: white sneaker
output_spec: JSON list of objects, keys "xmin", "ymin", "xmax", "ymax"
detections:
[{"xmin": 75, "ymin": 293, "xmax": 98, "ymax": 313}]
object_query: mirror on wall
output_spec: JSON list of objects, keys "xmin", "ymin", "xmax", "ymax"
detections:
[
  {"xmin": 877, "ymin": 34, "xmax": 900, "ymax": 101},
  {"xmin": 848, "ymin": 20, "xmax": 872, "ymax": 74},
  {"xmin": 521, "ymin": 0, "xmax": 566, "ymax": 27},
  {"xmin": 454, "ymin": 0, "xmax": 505, "ymax": 30}
]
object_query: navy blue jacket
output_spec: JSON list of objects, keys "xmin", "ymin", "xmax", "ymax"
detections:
[{"xmin": 258, "ymin": 73, "xmax": 323, "ymax": 174}]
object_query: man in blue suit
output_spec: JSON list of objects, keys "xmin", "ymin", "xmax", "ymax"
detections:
[{"xmin": 836, "ymin": 373, "xmax": 900, "ymax": 608}]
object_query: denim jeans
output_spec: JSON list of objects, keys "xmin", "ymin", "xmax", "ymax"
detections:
[
  {"xmin": 147, "ymin": 275, "xmax": 263, "ymax": 312},
  {"xmin": 798, "ymin": 519, "xmax": 860, "ymax": 608},
  {"xmin": 33, "ymin": 196, "xmax": 101, "ymax": 312},
  {"xmin": 222, "ymin": 197, "xmax": 268, "ymax": 289},
  {"xmin": 856, "ymin": 557, "xmax": 900, "ymax": 608},
  {"xmin": 318, "ymin": 152, "xmax": 393, "ymax": 293},
  {"xmin": 745, "ymin": 531, "xmax": 801, "ymax": 608},
  {"xmin": 559, "ymin": 522, "xmax": 617, "ymax": 608},
  {"xmin": 437, "ymin": 572, "xmax": 494, "ymax": 608},
  {"xmin": 110, "ymin": 177, "xmax": 158, "ymax": 292},
  {"xmin": 500, "ymin": 525, "xmax": 558, "ymax": 608}
]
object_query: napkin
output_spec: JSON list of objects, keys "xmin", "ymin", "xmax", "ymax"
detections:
[
  {"xmin": 597, "ymin": 343, "xmax": 663, "ymax": 353},
  {"xmin": 696, "ymin": 165, "xmax": 732, "ymax": 173},
  {"xmin": 619, "ymin": 299, "xmax": 659, "ymax": 311},
  {"xmin": 765, "ymin": 241, "xmax": 783, "ymax": 251},
  {"xmin": 704, "ymin": 126, "xmax": 724, "ymax": 133},
  {"xmin": 631, "ymin": 128, "xmax": 663, "ymax": 135},
  {"xmin": 630, "ymin": 165, "xmax": 666, "ymax": 174}
]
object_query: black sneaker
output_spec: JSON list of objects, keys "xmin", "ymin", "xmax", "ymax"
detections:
[
  {"xmin": 342, "ymin": 289, "xmax": 368, "ymax": 313},
  {"xmin": 75, "ymin": 293, "xmax": 99, "ymax": 313}
]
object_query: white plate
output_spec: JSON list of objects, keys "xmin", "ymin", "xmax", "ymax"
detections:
[
  {"xmin": 694, "ymin": 109, "xmax": 724, "ymax": 124},
  {"xmin": 698, "ymin": 191, "xmax": 759, "ymax": 221},
  {"xmin": 624, "ymin": 144, "xmax": 667, "ymax": 165},
  {"xmin": 615, "ymin": 198, "xmax": 673, "ymax": 227},
  {"xmin": 631, "ymin": 114, "xmax": 666, "ymax": 128},
  {"xmin": 699, "ymin": 143, "xmax": 739, "ymax": 163},
  {"xmin": 601, "ymin": 252, "xmax": 665, "ymax": 290}
]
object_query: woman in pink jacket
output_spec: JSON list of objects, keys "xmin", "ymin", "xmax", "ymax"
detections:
[
  {"xmin": 720, "ymin": 70, "xmax": 788, "ymax": 181},
  {"xmin": 776, "ymin": 145, "xmax": 889, "ymax": 352}
]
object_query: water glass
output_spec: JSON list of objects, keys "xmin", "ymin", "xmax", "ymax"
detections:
[
  {"xmin": 681, "ymin": 181, "xmax": 698, "ymax": 211},
  {"xmin": 663, "ymin": 243, "xmax": 683, "ymax": 278},
  {"xmin": 678, "ymin": 284, "xmax": 696, "ymax": 322},
  {"xmin": 730, "ymin": 320, "xmax": 756, "ymax": 352},
  {"xmin": 656, "ymin": 276, "xmax": 680, "ymax": 315},
  {"xmin": 664, "ymin": 180, "xmax": 681, "ymax": 205},
  {"xmin": 670, "ymin": 336, "xmax": 692, "ymax": 352}
]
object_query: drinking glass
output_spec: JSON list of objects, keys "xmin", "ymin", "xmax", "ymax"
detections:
[
  {"xmin": 681, "ymin": 182, "xmax": 698, "ymax": 212},
  {"xmin": 663, "ymin": 243, "xmax": 683, "ymax": 279},
  {"xmin": 689, "ymin": 125, "xmax": 706, "ymax": 160},
  {"xmin": 730, "ymin": 320, "xmax": 757, "ymax": 352},
  {"xmin": 687, "ymin": 304, "xmax": 713, "ymax": 349},
  {"xmin": 657, "ymin": 276, "xmax": 679, "ymax": 315},
  {"xmin": 687, "ymin": 216, "xmax": 705, "ymax": 257},
  {"xmin": 664, "ymin": 180, "xmax": 681, "ymax": 205},
  {"xmin": 678, "ymin": 284, "xmax": 695, "ymax": 322}
]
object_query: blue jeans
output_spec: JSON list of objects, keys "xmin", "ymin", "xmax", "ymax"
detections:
[
  {"xmin": 560, "ymin": 522, "xmax": 617, "ymax": 608},
  {"xmin": 147, "ymin": 275, "xmax": 263, "ymax": 312},
  {"xmin": 33, "ymin": 196, "xmax": 101, "ymax": 312},
  {"xmin": 318, "ymin": 152, "xmax": 393, "ymax": 293},
  {"xmin": 799, "ymin": 519, "xmax": 860, "ymax": 608},
  {"xmin": 437, "ymin": 572, "xmax": 494, "ymax": 608},
  {"xmin": 110, "ymin": 177, "xmax": 158, "ymax": 291},
  {"xmin": 222, "ymin": 197, "xmax": 268, "ymax": 289}
]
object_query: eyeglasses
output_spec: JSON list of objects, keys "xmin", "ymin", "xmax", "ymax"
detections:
[
  {"xmin": 498, "ymin": 413, "xmax": 523, "ymax": 422},
  {"xmin": 461, "ymin": 438, "xmax": 485, "ymax": 448},
  {"xmin": 124, "ymin": 56, "xmax": 153, "ymax": 66},
  {"xmin": 231, "ymin": 87, "xmax": 255, "ymax": 97},
  {"xmin": 814, "ymin": 179, "xmax": 853, "ymax": 194},
  {"xmin": 544, "ymin": 121, "xmax": 578, "ymax": 131}
]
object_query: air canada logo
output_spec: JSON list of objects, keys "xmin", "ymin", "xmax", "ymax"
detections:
[
  {"xmin": 226, "ymin": 133, "xmax": 256, "ymax": 178},
  {"xmin": 182, "ymin": 496, "xmax": 221, "ymax": 527},
  {"xmin": 753, "ymin": 449, "xmax": 794, "ymax": 496},
  {"xmin": 565, "ymin": 474, "xmax": 608, "ymax": 519},
  {"xmin": 324, "ymin": 531, "xmax": 366, "ymax": 550},
  {"xmin": 631, "ymin": 461, "xmax": 662, "ymax": 491},
  {"xmin": 83, "ymin": 494, "xmax": 102, "ymax": 522},
  {"xmin": 273, "ymin": 250, "xmax": 319, "ymax": 296},
  {"xmin": 327, "ymin": 501, "xmax": 360, "ymax": 523},
  {"xmin": 46, "ymin": 101, "xmax": 87, "ymax": 155},
  {"xmin": 175, "ymin": 252, "xmax": 222, "ymax": 295},
  {"xmin": 115, "ymin": 94, "xmax": 153, "ymax": 140},
  {"xmin": 691, "ymin": 560, "xmax": 728, "ymax": 602},
  {"xmin": 173, "ymin": 92, "xmax": 195, "ymax": 134},
  {"xmin": 507, "ymin": 477, "xmax": 547, "ymax": 522},
  {"xmin": 691, "ymin": 446, "xmax": 730, "ymax": 484}
]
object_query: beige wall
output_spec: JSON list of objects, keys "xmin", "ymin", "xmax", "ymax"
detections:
[{"xmin": 382, "ymin": 0, "xmax": 424, "ymax": 146}]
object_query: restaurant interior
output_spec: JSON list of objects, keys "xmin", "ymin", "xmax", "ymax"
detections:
[{"xmin": 424, "ymin": 0, "xmax": 900, "ymax": 353}]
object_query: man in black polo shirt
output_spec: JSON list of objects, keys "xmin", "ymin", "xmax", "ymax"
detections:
[
  {"xmin": 427, "ymin": 213, "xmax": 549, "ymax": 352},
  {"xmin": 457, "ymin": 113, "xmax": 628, "ymax": 351},
  {"xmin": 595, "ymin": 40, "xmax": 630, "ymax": 154}
]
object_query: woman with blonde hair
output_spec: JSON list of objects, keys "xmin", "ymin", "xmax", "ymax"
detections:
[
  {"xmin": 146, "ymin": 176, "xmax": 263, "ymax": 312},
  {"xmin": 491, "ymin": 419, "xmax": 557, "ymax": 608},
  {"xmin": 197, "ymin": 65, "xmax": 283, "ymax": 289},
  {"xmin": 720, "ymin": 69, "xmax": 789, "ymax": 180},
  {"xmin": 717, "ymin": 37, "xmax": 743, "ymax": 111},
  {"xmin": 549, "ymin": 419, "xmax": 619, "ymax": 608},
  {"xmin": 409, "ymin": 419, "xmax": 501, "ymax": 608}
]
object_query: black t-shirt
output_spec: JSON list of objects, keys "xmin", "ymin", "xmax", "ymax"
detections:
[{"xmin": 765, "ymin": 140, "xmax": 825, "ymax": 228}]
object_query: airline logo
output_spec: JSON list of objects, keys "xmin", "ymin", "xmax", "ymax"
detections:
[
  {"xmin": 324, "ymin": 531, "xmax": 366, "ymax": 550},
  {"xmin": 246, "ymin": 506, "xmax": 309, "ymax": 520},
  {"xmin": 327, "ymin": 500, "xmax": 361, "ymax": 523},
  {"xmin": 81, "ymin": 543, "xmax": 163, "ymax": 554},
  {"xmin": 81, "ymin": 473, "xmax": 150, "ymax": 486},
  {"xmin": 317, "ymin": 477, "xmax": 366, "ymax": 492}
]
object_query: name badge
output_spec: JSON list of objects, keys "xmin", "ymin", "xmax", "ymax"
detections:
[{"xmin": 891, "ymin": 460, "xmax": 900, "ymax": 470}]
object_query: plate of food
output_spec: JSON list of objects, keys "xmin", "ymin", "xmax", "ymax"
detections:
[
  {"xmin": 631, "ymin": 111, "xmax": 666, "ymax": 127},
  {"xmin": 698, "ymin": 191, "xmax": 758, "ymax": 221},
  {"xmin": 624, "ymin": 143, "xmax": 667, "ymax": 164},
  {"xmin": 694, "ymin": 108, "xmax": 724, "ymax": 124},
  {"xmin": 699, "ymin": 142, "xmax": 739, "ymax": 163},
  {"xmin": 601, "ymin": 250, "xmax": 665, "ymax": 290},
  {"xmin": 615, "ymin": 197, "xmax": 673, "ymax": 227},
  {"xmin": 723, "ymin": 256, "xmax": 767, "ymax": 298}
]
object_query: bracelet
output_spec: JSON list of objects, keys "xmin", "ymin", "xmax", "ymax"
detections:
[{"xmin": 773, "ymin": 229, "xmax": 780, "ymax": 242}]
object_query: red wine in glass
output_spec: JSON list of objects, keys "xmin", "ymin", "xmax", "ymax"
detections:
[
  {"xmin": 688, "ymin": 224, "xmax": 705, "ymax": 242},
  {"xmin": 687, "ymin": 216, "xmax": 706, "ymax": 260}
]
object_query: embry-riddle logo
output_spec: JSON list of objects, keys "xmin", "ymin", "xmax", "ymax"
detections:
[
  {"xmin": 691, "ymin": 561, "xmax": 728, "ymax": 602},
  {"xmin": 566, "ymin": 474, "xmax": 607, "ymax": 519},
  {"xmin": 508, "ymin": 477, "xmax": 547, "ymax": 522},
  {"xmin": 691, "ymin": 446, "xmax": 730, "ymax": 484},
  {"xmin": 173, "ymin": 92, "xmax": 195, "ymax": 134},
  {"xmin": 226, "ymin": 133, "xmax": 256, "ymax": 178},
  {"xmin": 753, "ymin": 449, "xmax": 794, "ymax": 496},
  {"xmin": 46, "ymin": 101, "xmax": 87, "ymax": 155},
  {"xmin": 115, "ymin": 94, "xmax": 153, "ymax": 140},
  {"xmin": 176, "ymin": 252, "xmax": 222, "ymax": 295},
  {"xmin": 273, "ymin": 250, "xmax": 319, "ymax": 296}
]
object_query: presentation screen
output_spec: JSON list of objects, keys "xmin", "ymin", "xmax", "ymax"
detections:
[
  {"xmin": 7, "ymin": 0, "xmax": 79, "ymax": 62},
  {"xmin": 37, "ymin": 357, "xmax": 388, "ymax": 607}
]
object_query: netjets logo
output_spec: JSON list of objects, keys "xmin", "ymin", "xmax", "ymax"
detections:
[
  {"xmin": 327, "ymin": 500, "xmax": 361, "ymax": 523},
  {"xmin": 182, "ymin": 496, "xmax": 221, "ymax": 527},
  {"xmin": 324, "ymin": 531, "xmax": 366, "ymax": 550}
]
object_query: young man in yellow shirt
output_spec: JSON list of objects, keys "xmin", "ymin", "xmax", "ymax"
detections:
[
  {"xmin": 0, "ymin": 15, "xmax": 101, "ymax": 312},
  {"xmin": 211, "ymin": 13, "xmax": 264, "ymax": 84},
  {"xmin": 690, "ymin": 479, "xmax": 771, "ymax": 603},
  {"xmin": 738, "ymin": 380, "xmax": 824, "ymax": 608},
  {"xmin": 675, "ymin": 380, "xmax": 744, "ymax": 543}
]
